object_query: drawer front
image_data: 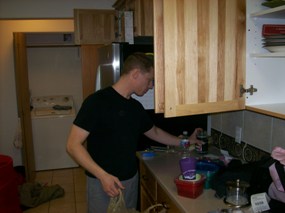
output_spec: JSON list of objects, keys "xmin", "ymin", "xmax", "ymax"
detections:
[
  {"xmin": 140, "ymin": 162, "xmax": 157, "ymax": 200},
  {"xmin": 140, "ymin": 184, "xmax": 156, "ymax": 212},
  {"xmin": 157, "ymin": 184, "xmax": 181, "ymax": 213}
]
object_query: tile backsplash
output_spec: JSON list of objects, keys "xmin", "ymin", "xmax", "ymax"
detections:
[
  {"xmin": 211, "ymin": 129, "xmax": 269, "ymax": 163},
  {"xmin": 210, "ymin": 110, "xmax": 285, "ymax": 162}
]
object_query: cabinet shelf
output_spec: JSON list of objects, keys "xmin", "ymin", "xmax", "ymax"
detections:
[
  {"xmin": 250, "ymin": 5, "xmax": 285, "ymax": 18},
  {"xmin": 246, "ymin": 103, "xmax": 285, "ymax": 119},
  {"xmin": 249, "ymin": 5, "xmax": 285, "ymax": 58},
  {"xmin": 246, "ymin": 1, "xmax": 285, "ymax": 120},
  {"xmin": 250, "ymin": 52, "xmax": 285, "ymax": 57}
]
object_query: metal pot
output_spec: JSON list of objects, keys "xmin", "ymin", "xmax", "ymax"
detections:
[{"xmin": 224, "ymin": 179, "xmax": 250, "ymax": 208}]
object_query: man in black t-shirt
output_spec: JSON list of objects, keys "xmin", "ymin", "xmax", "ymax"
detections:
[{"xmin": 67, "ymin": 52, "xmax": 202, "ymax": 213}]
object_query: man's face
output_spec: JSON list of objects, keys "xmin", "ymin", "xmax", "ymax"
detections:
[{"xmin": 134, "ymin": 68, "xmax": 154, "ymax": 96}]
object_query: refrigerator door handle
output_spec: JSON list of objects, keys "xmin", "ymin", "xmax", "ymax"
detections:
[{"xmin": 95, "ymin": 65, "xmax": 101, "ymax": 92}]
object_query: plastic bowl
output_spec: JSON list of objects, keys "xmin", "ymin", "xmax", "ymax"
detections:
[{"xmin": 196, "ymin": 161, "xmax": 219, "ymax": 189}]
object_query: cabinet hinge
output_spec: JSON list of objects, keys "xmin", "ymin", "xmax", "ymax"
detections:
[{"xmin": 240, "ymin": 85, "xmax": 257, "ymax": 97}]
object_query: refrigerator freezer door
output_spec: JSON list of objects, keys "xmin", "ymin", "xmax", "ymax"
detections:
[
  {"xmin": 96, "ymin": 64, "xmax": 119, "ymax": 91},
  {"xmin": 95, "ymin": 43, "xmax": 121, "ymax": 91}
]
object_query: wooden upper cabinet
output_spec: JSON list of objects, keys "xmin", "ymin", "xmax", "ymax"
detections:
[
  {"xmin": 154, "ymin": 0, "xmax": 246, "ymax": 117},
  {"xmin": 74, "ymin": 9, "xmax": 115, "ymax": 44},
  {"xmin": 113, "ymin": 0, "xmax": 154, "ymax": 36},
  {"xmin": 133, "ymin": 0, "xmax": 153, "ymax": 36}
]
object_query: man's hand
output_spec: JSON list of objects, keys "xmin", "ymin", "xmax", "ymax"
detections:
[
  {"xmin": 189, "ymin": 128, "xmax": 203, "ymax": 145},
  {"xmin": 99, "ymin": 173, "xmax": 125, "ymax": 197}
]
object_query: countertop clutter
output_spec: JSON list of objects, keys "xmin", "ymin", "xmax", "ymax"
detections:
[{"xmin": 137, "ymin": 147, "xmax": 255, "ymax": 213}]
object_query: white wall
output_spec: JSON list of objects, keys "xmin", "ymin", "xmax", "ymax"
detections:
[
  {"xmin": 0, "ymin": 0, "xmax": 115, "ymax": 166},
  {"xmin": 27, "ymin": 46, "xmax": 82, "ymax": 111},
  {"xmin": 0, "ymin": 0, "xmax": 115, "ymax": 18}
]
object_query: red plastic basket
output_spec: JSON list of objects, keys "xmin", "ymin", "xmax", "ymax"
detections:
[{"xmin": 174, "ymin": 174, "xmax": 205, "ymax": 198}]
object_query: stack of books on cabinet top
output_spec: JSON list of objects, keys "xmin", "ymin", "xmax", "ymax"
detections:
[{"xmin": 262, "ymin": 24, "xmax": 285, "ymax": 53}]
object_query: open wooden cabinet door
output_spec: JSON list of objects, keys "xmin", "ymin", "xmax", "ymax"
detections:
[
  {"xmin": 13, "ymin": 32, "xmax": 35, "ymax": 181},
  {"xmin": 154, "ymin": 0, "xmax": 246, "ymax": 117}
]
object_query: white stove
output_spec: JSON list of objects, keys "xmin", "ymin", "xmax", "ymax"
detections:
[{"xmin": 31, "ymin": 95, "xmax": 78, "ymax": 171}]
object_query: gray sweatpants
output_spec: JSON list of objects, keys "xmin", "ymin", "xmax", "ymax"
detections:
[{"xmin": 87, "ymin": 172, "xmax": 138, "ymax": 213}]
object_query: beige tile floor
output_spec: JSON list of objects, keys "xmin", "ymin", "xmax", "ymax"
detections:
[{"xmin": 23, "ymin": 167, "xmax": 87, "ymax": 213}]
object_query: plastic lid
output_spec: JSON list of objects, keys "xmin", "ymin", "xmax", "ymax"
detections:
[
  {"xmin": 179, "ymin": 174, "xmax": 201, "ymax": 182},
  {"xmin": 175, "ymin": 174, "xmax": 206, "ymax": 185}
]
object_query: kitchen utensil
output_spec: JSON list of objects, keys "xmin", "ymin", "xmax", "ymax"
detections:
[{"xmin": 196, "ymin": 161, "xmax": 219, "ymax": 189}]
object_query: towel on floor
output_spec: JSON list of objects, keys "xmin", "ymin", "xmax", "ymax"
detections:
[{"xmin": 19, "ymin": 182, "xmax": 64, "ymax": 207}]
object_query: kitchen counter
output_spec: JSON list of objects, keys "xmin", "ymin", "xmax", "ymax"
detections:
[{"xmin": 137, "ymin": 147, "xmax": 253, "ymax": 213}]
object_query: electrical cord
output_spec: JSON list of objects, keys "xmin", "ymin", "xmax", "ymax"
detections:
[
  {"xmin": 242, "ymin": 142, "xmax": 247, "ymax": 162},
  {"xmin": 218, "ymin": 131, "xmax": 223, "ymax": 150}
]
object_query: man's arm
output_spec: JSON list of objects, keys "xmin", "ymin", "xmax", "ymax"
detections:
[
  {"xmin": 66, "ymin": 124, "xmax": 124, "ymax": 197},
  {"xmin": 144, "ymin": 125, "xmax": 202, "ymax": 146}
]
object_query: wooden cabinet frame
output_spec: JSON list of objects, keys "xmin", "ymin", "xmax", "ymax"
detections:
[
  {"xmin": 80, "ymin": 44, "xmax": 104, "ymax": 99},
  {"xmin": 13, "ymin": 33, "xmax": 36, "ymax": 181}
]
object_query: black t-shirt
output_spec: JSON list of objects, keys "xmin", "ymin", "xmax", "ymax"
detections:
[{"xmin": 74, "ymin": 87, "xmax": 153, "ymax": 180}]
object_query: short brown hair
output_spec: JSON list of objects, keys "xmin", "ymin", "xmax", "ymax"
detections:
[{"xmin": 121, "ymin": 52, "xmax": 154, "ymax": 75}]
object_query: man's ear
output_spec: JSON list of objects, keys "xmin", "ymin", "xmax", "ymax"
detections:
[{"xmin": 131, "ymin": 68, "xmax": 140, "ymax": 79}]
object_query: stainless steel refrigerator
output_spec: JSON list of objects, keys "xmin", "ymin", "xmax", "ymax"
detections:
[{"xmin": 95, "ymin": 42, "xmax": 154, "ymax": 109}]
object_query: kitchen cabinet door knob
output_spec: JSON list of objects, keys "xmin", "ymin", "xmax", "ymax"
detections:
[{"xmin": 162, "ymin": 202, "xmax": 170, "ymax": 209}]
